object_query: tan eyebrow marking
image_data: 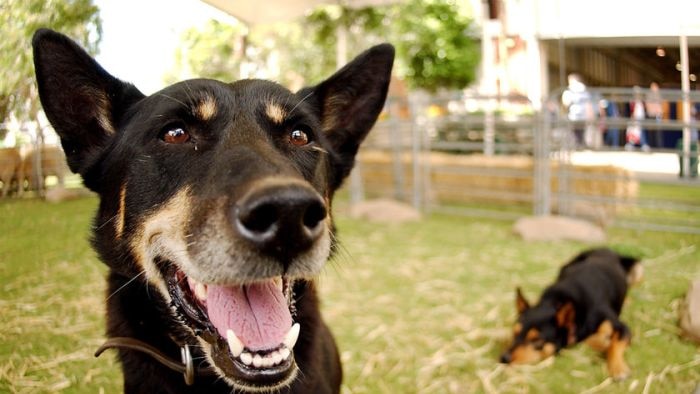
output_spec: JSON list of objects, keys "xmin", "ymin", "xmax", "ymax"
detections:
[
  {"xmin": 265, "ymin": 102, "xmax": 286, "ymax": 124},
  {"xmin": 526, "ymin": 328, "xmax": 540, "ymax": 341},
  {"xmin": 195, "ymin": 95, "xmax": 217, "ymax": 121}
]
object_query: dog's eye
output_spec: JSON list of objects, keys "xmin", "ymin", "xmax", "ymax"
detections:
[
  {"xmin": 162, "ymin": 127, "xmax": 190, "ymax": 144},
  {"xmin": 289, "ymin": 129, "xmax": 310, "ymax": 146}
]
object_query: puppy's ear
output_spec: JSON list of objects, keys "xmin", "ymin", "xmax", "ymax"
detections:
[
  {"xmin": 555, "ymin": 301, "xmax": 577, "ymax": 345},
  {"xmin": 33, "ymin": 28, "xmax": 144, "ymax": 175},
  {"xmin": 299, "ymin": 44, "xmax": 394, "ymax": 189},
  {"xmin": 516, "ymin": 287, "xmax": 530, "ymax": 314}
]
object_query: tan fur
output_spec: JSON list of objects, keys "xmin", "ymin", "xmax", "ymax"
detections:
[
  {"xmin": 513, "ymin": 323, "xmax": 523, "ymax": 335},
  {"xmin": 585, "ymin": 320, "xmax": 613, "ymax": 352},
  {"xmin": 509, "ymin": 341, "xmax": 555, "ymax": 364},
  {"xmin": 196, "ymin": 95, "xmax": 217, "ymax": 121},
  {"xmin": 115, "ymin": 184, "xmax": 126, "ymax": 239},
  {"xmin": 607, "ymin": 332, "xmax": 630, "ymax": 380},
  {"xmin": 130, "ymin": 187, "xmax": 193, "ymax": 297},
  {"xmin": 86, "ymin": 88, "xmax": 116, "ymax": 135},
  {"xmin": 265, "ymin": 102, "xmax": 286, "ymax": 124}
]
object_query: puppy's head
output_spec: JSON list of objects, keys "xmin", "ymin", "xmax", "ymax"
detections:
[
  {"xmin": 500, "ymin": 288, "xmax": 576, "ymax": 365},
  {"xmin": 33, "ymin": 28, "xmax": 393, "ymax": 391}
]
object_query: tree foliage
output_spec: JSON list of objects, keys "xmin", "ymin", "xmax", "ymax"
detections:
[
  {"xmin": 391, "ymin": 0, "xmax": 480, "ymax": 92},
  {"xmin": 170, "ymin": 0, "xmax": 479, "ymax": 93},
  {"xmin": 166, "ymin": 19, "xmax": 248, "ymax": 84},
  {"xmin": 0, "ymin": 0, "xmax": 101, "ymax": 123}
]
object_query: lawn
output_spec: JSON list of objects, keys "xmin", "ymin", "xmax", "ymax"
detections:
[{"xmin": 1, "ymin": 196, "xmax": 699, "ymax": 393}]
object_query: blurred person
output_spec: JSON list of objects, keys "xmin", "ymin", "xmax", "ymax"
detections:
[
  {"xmin": 625, "ymin": 88, "xmax": 650, "ymax": 152},
  {"xmin": 645, "ymin": 82, "xmax": 664, "ymax": 147},
  {"xmin": 600, "ymin": 97, "xmax": 621, "ymax": 147},
  {"xmin": 562, "ymin": 73, "xmax": 595, "ymax": 148}
]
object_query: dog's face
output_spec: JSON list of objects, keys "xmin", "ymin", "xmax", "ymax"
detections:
[
  {"xmin": 33, "ymin": 29, "xmax": 393, "ymax": 391},
  {"xmin": 500, "ymin": 288, "xmax": 575, "ymax": 365}
]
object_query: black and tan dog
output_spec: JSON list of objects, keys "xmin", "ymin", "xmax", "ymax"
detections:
[
  {"xmin": 500, "ymin": 248, "xmax": 642, "ymax": 380},
  {"xmin": 33, "ymin": 29, "xmax": 393, "ymax": 393}
]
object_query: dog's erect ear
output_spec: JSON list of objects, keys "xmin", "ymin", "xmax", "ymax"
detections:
[
  {"xmin": 516, "ymin": 287, "xmax": 530, "ymax": 314},
  {"xmin": 555, "ymin": 301, "xmax": 577, "ymax": 345},
  {"xmin": 33, "ymin": 28, "xmax": 145, "ymax": 175},
  {"xmin": 299, "ymin": 44, "xmax": 394, "ymax": 188}
]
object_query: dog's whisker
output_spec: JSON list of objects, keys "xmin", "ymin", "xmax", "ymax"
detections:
[
  {"xmin": 289, "ymin": 91, "xmax": 314, "ymax": 116},
  {"xmin": 156, "ymin": 93, "xmax": 189, "ymax": 109},
  {"xmin": 106, "ymin": 271, "xmax": 146, "ymax": 300},
  {"xmin": 95, "ymin": 214, "xmax": 119, "ymax": 230},
  {"xmin": 311, "ymin": 146, "xmax": 329, "ymax": 154}
]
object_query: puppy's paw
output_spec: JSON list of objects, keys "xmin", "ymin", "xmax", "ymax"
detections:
[{"xmin": 608, "ymin": 361, "xmax": 630, "ymax": 381}]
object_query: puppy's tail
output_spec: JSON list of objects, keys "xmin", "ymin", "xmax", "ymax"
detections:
[{"xmin": 619, "ymin": 254, "xmax": 643, "ymax": 286}]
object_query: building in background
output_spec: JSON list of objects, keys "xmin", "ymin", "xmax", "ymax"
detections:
[{"xmin": 473, "ymin": 0, "xmax": 700, "ymax": 107}]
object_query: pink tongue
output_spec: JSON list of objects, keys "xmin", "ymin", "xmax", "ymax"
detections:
[{"xmin": 205, "ymin": 281, "xmax": 292, "ymax": 351}]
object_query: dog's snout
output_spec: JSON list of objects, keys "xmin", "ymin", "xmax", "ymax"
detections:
[
  {"xmin": 234, "ymin": 182, "xmax": 327, "ymax": 259},
  {"xmin": 499, "ymin": 352, "xmax": 512, "ymax": 364}
]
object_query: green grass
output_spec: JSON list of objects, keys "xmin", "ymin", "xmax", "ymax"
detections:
[{"xmin": 1, "ymin": 196, "xmax": 699, "ymax": 393}]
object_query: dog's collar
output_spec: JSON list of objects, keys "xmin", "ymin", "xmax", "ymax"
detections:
[{"xmin": 95, "ymin": 337, "xmax": 217, "ymax": 385}]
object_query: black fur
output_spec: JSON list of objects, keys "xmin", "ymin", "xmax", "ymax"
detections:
[{"xmin": 33, "ymin": 28, "xmax": 393, "ymax": 393}]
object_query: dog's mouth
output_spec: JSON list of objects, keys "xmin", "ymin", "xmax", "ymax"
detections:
[{"xmin": 166, "ymin": 267, "xmax": 299, "ymax": 390}]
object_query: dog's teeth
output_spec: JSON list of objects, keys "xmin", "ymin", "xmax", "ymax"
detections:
[
  {"xmin": 194, "ymin": 282, "xmax": 207, "ymax": 301},
  {"xmin": 240, "ymin": 352, "xmax": 253, "ymax": 366},
  {"xmin": 272, "ymin": 350, "xmax": 283, "ymax": 365},
  {"xmin": 252, "ymin": 354, "xmax": 263, "ymax": 368},
  {"xmin": 226, "ymin": 329, "xmax": 244, "ymax": 357},
  {"xmin": 283, "ymin": 323, "xmax": 300, "ymax": 350},
  {"xmin": 280, "ymin": 347, "xmax": 291, "ymax": 360}
]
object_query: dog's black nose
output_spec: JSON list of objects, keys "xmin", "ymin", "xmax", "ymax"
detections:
[
  {"xmin": 234, "ymin": 181, "xmax": 327, "ymax": 260},
  {"xmin": 499, "ymin": 352, "xmax": 512, "ymax": 364}
]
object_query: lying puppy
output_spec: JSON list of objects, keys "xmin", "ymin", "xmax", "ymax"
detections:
[
  {"xmin": 33, "ymin": 28, "xmax": 393, "ymax": 393},
  {"xmin": 501, "ymin": 248, "xmax": 642, "ymax": 380}
]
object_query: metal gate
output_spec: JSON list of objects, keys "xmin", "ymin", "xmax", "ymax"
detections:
[{"xmin": 354, "ymin": 87, "xmax": 700, "ymax": 234}]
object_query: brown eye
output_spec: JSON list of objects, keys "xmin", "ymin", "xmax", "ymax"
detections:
[
  {"xmin": 163, "ymin": 127, "xmax": 190, "ymax": 144},
  {"xmin": 289, "ymin": 129, "xmax": 310, "ymax": 146}
]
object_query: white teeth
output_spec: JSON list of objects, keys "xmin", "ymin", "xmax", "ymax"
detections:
[
  {"xmin": 283, "ymin": 323, "xmax": 300, "ymax": 350},
  {"xmin": 231, "ymin": 324, "xmax": 296, "ymax": 369},
  {"xmin": 280, "ymin": 347, "xmax": 291, "ymax": 360},
  {"xmin": 226, "ymin": 329, "xmax": 244, "ymax": 358},
  {"xmin": 272, "ymin": 350, "xmax": 283, "ymax": 365},
  {"xmin": 194, "ymin": 282, "xmax": 208, "ymax": 301},
  {"xmin": 252, "ymin": 354, "xmax": 263, "ymax": 368},
  {"xmin": 240, "ymin": 352, "xmax": 253, "ymax": 366}
]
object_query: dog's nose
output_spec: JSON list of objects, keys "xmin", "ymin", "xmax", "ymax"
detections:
[
  {"xmin": 234, "ymin": 182, "xmax": 327, "ymax": 259},
  {"xmin": 499, "ymin": 352, "xmax": 512, "ymax": 364}
]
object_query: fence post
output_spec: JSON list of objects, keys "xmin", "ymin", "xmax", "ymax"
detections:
[
  {"xmin": 411, "ymin": 117, "xmax": 422, "ymax": 211},
  {"xmin": 389, "ymin": 106, "xmax": 405, "ymax": 201},
  {"xmin": 533, "ymin": 106, "xmax": 552, "ymax": 215}
]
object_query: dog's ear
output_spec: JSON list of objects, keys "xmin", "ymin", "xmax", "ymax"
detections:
[
  {"xmin": 555, "ymin": 301, "xmax": 577, "ymax": 345},
  {"xmin": 33, "ymin": 28, "xmax": 145, "ymax": 175},
  {"xmin": 299, "ymin": 44, "xmax": 394, "ymax": 188},
  {"xmin": 516, "ymin": 287, "xmax": 530, "ymax": 314}
]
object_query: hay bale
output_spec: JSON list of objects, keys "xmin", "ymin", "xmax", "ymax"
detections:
[
  {"xmin": 349, "ymin": 199, "xmax": 421, "ymax": 224},
  {"xmin": 513, "ymin": 215, "xmax": 606, "ymax": 242},
  {"xmin": 357, "ymin": 150, "xmax": 638, "ymax": 222}
]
